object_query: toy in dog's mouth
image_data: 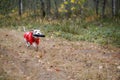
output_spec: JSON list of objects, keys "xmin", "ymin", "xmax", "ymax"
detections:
[
  {"xmin": 33, "ymin": 34, "xmax": 45, "ymax": 37},
  {"xmin": 33, "ymin": 29, "xmax": 45, "ymax": 37}
]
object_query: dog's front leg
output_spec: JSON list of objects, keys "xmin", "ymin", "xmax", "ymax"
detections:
[
  {"xmin": 33, "ymin": 42, "xmax": 38, "ymax": 51},
  {"xmin": 24, "ymin": 38, "xmax": 30, "ymax": 47}
]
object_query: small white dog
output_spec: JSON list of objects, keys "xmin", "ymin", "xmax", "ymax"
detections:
[{"xmin": 24, "ymin": 29, "xmax": 45, "ymax": 51}]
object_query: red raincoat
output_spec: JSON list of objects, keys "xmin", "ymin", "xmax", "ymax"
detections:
[{"xmin": 24, "ymin": 31, "xmax": 40, "ymax": 45}]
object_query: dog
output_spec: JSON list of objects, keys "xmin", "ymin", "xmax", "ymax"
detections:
[{"xmin": 24, "ymin": 29, "xmax": 45, "ymax": 51}]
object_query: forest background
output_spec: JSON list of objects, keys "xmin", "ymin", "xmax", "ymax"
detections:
[{"xmin": 0, "ymin": 0, "xmax": 120, "ymax": 47}]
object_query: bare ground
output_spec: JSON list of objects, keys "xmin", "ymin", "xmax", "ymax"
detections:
[{"xmin": 0, "ymin": 28, "xmax": 120, "ymax": 80}]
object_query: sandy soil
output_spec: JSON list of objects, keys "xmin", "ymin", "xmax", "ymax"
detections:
[{"xmin": 0, "ymin": 28, "xmax": 120, "ymax": 80}]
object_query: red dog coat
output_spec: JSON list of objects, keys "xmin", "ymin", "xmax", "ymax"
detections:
[{"xmin": 24, "ymin": 31, "xmax": 40, "ymax": 45}]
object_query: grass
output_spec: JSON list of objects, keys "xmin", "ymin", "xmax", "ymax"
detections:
[
  {"xmin": 0, "ymin": 14, "xmax": 120, "ymax": 47},
  {"xmin": 41, "ymin": 18, "xmax": 120, "ymax": 47}
]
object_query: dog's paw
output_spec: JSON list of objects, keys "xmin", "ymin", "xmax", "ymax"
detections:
[{"xmin": 26, "ymin": 42, "xmax": 30, "ymax": 47}]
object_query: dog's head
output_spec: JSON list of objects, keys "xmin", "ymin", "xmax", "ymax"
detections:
[
  {"xmin": 33, "ymin": 29, "xmax": 42, "ymax": 38},
  {"xmin": 33, "ymin": 29, "xmax": 41, "ymax": 35},
  {"xmin": 33, "ymin": 29, "xmax": 45, "ymax": 37}
]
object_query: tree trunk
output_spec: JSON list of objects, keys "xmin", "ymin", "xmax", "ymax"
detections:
[
  {"xmin": 64, "ymin": 0, "xmax": 71, "ymax": 18},
  {"xmin": 112, "ymin": 0, "xmax": 116, "ymax": 16},
  {"xmin": 40, "ymin": 0, "xmax": 45, "ymax": 18},
  {"xmin": 54, "ymin": 0, "xmax": 59, "ymax": 18},
  {"xmin": 18, "ymin": 0, "xmax": 23, "ymax": 16},
  {"xmin": 95, "ymin": 0, "xmax": 99, "ymax": 15},
  {"xmin": 115, "ymin": 0, "xmax": 119, "ymax": 16},
  {"xmin": 46, "ymin": 0, "xmax": 51, "ymax": 17},
  {"xmin": 101, "ymin": 0, "xmax": 106, "ymax": 18},
  {"xmin": 34, "ymin": 0, "xmax": 36, "ymax": 14}
]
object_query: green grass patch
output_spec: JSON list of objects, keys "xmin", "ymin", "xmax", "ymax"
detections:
[
  {"xmin": 0, "ymin": 14, "xmax": 120, "ymax": 47},
  {"xmin": 42, "ymin": 19, "xmax": 120, "ymax": 47}
]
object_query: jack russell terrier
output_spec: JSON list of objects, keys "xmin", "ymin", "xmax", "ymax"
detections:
[{"xmin": 24, "ymin": 29, "xmax": 45, "ymax": 51}]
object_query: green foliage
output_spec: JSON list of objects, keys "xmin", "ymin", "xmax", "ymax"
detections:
[
  {"xmin": 59, "ymin": 0, "xmax": 86, "ymax": 14},
  {"xmin": 0, "ymin": 12, "xmax": 120, "ymax": 47},
  {"xmin": 0, "ymin": 0, "xmax": 18, "ymax": 15},
  {"xmin": 82, "ymin": 25, "xmax": 120, "ymax": 46},
  {"xmin": 0, "ymin": 3, "xmax": 120, "ymax": 48},
  {"xmin": 1, "ymin": 13, "xmax": 120, "ymax": 47},
  {"xmin": 41, "ymin": 19, "xmax": 120, "ymax": 47}
]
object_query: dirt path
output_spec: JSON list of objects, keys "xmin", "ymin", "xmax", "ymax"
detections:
[{"xmin": 0, "ymin": 28, "xmax": 120, "ymax": 80}]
